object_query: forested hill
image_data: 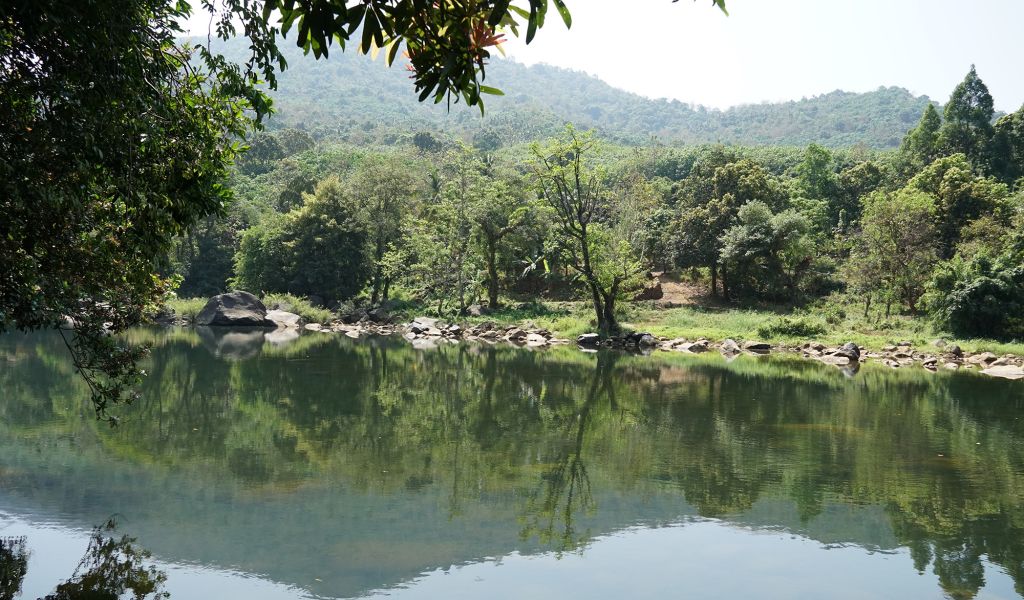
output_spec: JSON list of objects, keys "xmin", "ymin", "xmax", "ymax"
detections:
[{"xmin": 212, "ymin": 38, "xmax": 934, "ymax": 149}]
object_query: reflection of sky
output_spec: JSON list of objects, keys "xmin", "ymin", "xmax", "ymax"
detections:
[
  {"xmin": 1, "ymin": 515, "xmax": 315, "ymax": 600},
  {"xmin": 7, "ymin": 513, "xmax": 1018, "ymax": 600},
  {"xmin": 361, "ymin": 522, "xmax": 1020, "ymax": 600}
]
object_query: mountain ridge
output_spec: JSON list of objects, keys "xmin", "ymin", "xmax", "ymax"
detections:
[{"xmin": 211, "ymin": 38, "xmax": 936, "ymax": 149}]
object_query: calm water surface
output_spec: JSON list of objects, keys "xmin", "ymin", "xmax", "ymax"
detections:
[{"xmin": 1, "ymin": 328, "xmax": 1023, "ymax": 599}]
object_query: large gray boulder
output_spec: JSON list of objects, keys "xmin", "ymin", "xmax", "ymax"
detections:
[{"xmin": 195, "ymin": 291, "xmax": 274, "ymax": 327}]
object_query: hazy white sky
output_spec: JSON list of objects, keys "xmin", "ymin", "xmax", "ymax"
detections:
[{"xmin": 184, "ymin": 0, "xmax": 1024, "ymax": 111}]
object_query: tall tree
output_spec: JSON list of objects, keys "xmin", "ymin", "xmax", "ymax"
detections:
[
  {"xmin": 897, "ymin": 103, "xmax": 942, "ymax": 175},
  {"xmin": 347, "ymin": 155, "xmax": 423, "ymax": 305},
  {"xmin": 940, "ymin": 66, "xmax": 996, "ymax": 170},
  {"xmin": 991, "ymin": 105, "xmax": 1024, "ymax": 184},
  {"xmin": 532, "ymin": 127, "xmax": 646, "ymax": 333}
]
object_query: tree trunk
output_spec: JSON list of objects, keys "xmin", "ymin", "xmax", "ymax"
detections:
[
  {"xmin": 721, "ymin": 263, "xmax": 731, "ymax": 302},
  {"xmin": 710, "ymin": 262, "xmax": 718, "ymax": 298},
  {"xmin": 601, "ymin": 290, "xmax": 618, "ymax": 334},
  {"xmin": 485, "ymin": 236, "xmax": 499, "ymax": 308},
  {"xmin": 382, "ymin": 277, "xmax": 391, "ymax": 303}
]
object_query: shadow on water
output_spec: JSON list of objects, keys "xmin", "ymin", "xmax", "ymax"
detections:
[{"xmin": 1, "ymin": 328, "xmax": 1023, "ymax": 598}]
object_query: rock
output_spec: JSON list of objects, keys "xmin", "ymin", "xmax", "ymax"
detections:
[
  {"xmin": 505, "ymin": 328, "xmax": 528, "ymax": 342},
  {"xmin": 934, "ymin": 339, "xmax": 947, "ymax": 348},
  {"xmin": 981, "ymin": 365, "xmax": 1024, "ymax": 380},
  {"xmin": 367, "ymin": 307, "xmax": 393, "ymax": 323},
  {"xmin": 422, "ymin": 326, "xmax": 443, "ymax": 337},
  {"xmin": 922, "ymin": 357, "xmax": 938, "ymax": 367},
  {"xmin": 742, "ymin": 340, "xmax": 771, "ymax": 353},
  {"xmin": 195, "ymin": 291, "xmax": 275, "ymax": 327},
  {"xmin": 624, "ymin": 332, "xmax": 658, "ymax": 348},
  {"xmin": 897, "ymin": 341, "xmax": 912, "ymax": 347},
  {"xmin": 412, "ymin": 316, "xmax": 440, "ymax": 329},
  {"xmin": 990, "ymin": 356, "xmax": 1012, "ymax": 366},
  {"xmin": 577, "ymin": 333, "xmax": 601, "ymax": 347},
  {"xmin": 304, "ymin": 323, "xmax": 323, "ymax": 332},
  {"xmin": 948, "ymin": 345, "xmax": 963, "ymax": 357},
  {"xmin": 526, "ymin": 333, "xmax": 548, "ymax": 347},
  {"xmin": 721, "ymin": 339, "xmax": 741, "ymax": 354},
  {"xmin": 967, "ymin": 352, "xmax": 998, "ymax": 365},
  {"xmin": 832, "ymin": 342, "xmax": 860, "ymax": 362},
  {"xmin": 266, "ymin": 310, "xmax": 304, "ymax": 329},
  {"xmin": 881, "ymin": 345, "xmax": 897, "ymax": 352},
  {"xmin": 681, "ymin": 341, "xmax": 709, "ymax": 353},
  {"xmin": 633, "ymin": 279, "xmax": 664, "ymax": 301},
  {"xmin": 944, "ymin": 362, "xmax": 960, "ymax": 370},
  {"xmin": 466, "ymin": 304, "xmax": 490, "ymax": 317}
]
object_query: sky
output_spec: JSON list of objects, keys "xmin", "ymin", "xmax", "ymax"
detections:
[{"xmin": 184, "ymin": 0, "xmax": 1024, "ymax": 111}]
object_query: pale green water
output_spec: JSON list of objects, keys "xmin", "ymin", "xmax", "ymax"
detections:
[{"xmin": 1, "ymin": 328, "xmax": 1023, "ymax": 599}]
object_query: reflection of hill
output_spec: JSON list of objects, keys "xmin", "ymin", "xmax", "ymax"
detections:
[{"xmin": 1, "ymin": 330, "xmax": 1023, "ymax": 599}]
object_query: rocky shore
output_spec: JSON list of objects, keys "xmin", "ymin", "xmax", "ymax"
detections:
[{"xmin": 161, "ymin": 292, "xmax": 1024, "ymax": 381}]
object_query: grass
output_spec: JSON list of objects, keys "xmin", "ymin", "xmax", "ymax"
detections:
[
  {"xmin": 261, "ymin": 293, "xmax": 335, "ymax": 323},
  {"xmin": 163, "ymin": 297, "xmax": 207, "ymax": 321}
]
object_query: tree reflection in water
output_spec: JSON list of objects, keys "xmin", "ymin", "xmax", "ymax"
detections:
[
  {"xmin": 2, "ymin": 329, "xmax": 1024, "ymax": 599},
  {"xmin": 0, "ymin": 521, "xmax": 167, "ymax": 600}
]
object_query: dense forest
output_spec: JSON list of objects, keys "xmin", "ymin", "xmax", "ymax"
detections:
[
  {"xmin": 218, "ymin": 38, "xmax": 939, "ymax": 150},
  {"xmin": 165, "ymin": 63, "xmax": 1024, "ymax": 342}
]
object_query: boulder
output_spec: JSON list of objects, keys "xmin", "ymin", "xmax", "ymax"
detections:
[
  {"xmin": 266, "ymin": 310, "xmax": 304, "ymax": 329},
  {"xmin": 832, "ymin": 342, "xmax": 860, "ymax": 362},
  {"xmin": 721, "ymin": 339, "xmax": 741, "ymax": 354},
  {"xmin": 505, "ymin": 328, "xmax": 528, "ymax": 342},
  {"xmin": 625, "ymin": 332, "xmax": 658, "ymax": 348},
  {"xmin": 195, "ymin": 291, "xmax": 274, "ymax": 327},
  {"xmin": 526, "ymin": 333, "xmax": 549, "ymax": 347},
  {"xmin": 948, "ymin": 345, "xmax": 963, "ymax": 357},
  {"xmin": 742, "ymin": 340, "xmax": 771, "ymax": 353},
  {"xmin": 676, "ymin": 341, "xmax": 709, "ymax": 353},
  {"xmin": 968, "ymin": 352, "xmax": 998, "ymax": 365},
  {"xmin": 577, "ymin": 333, "xmax": 601, "ymax": 347},
  {"xmin": 981, "ymin": 365, "xmax": 1024, "ymax": 380},
  {"xmin": 367, "ymin": 307, "xmax": 393, "ymax": 323},
  {"xmin": 466, "ymin": 304, "xmax": 490, "ymax": 317}
]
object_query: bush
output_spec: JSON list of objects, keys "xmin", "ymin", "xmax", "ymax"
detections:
[{"xmin": 756, "ymin": 317, "xmax": 827, "ymax": 339}]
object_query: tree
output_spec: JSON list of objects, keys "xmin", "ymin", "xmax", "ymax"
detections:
[
  {"xmin": 532, "ymin": 127, "xmax": 646, "ymax": 333},
  {"xmin": 1, "ymin": 0, "xmax": 264, "ymax": 417},
  {"xmin": 234, "ymin": 177, "xmax": 369, "ymax": 304},
  {"xmin": 906, "ymin": 154, "xmax": 1009, "ymax": 259},
  {"xmin": 991, "ymin": 105, "xmax": 1024, "ymax": 183},
  {"xmin": 897, "ymin": 103, "xmax": 942, "ymax": 175},
  {"xmin": 347, "ymin": 155, "xmax": 424, "ymax": 305},
  {"xmin": 940, "ymin": 66, "xmax": 996, "ymax": 170},
  {"xmin": 470, "ymin": 167, "xmax": 535, "ymax": 308},
  {"xmin": 848, "ymin": 190, "xmax": 938, "ymax": 315},
  {"xmin": 924, "ymin": 220, "xmax": 1024, "ymax": 340},
  {"xmin": 718, "ymin": 201, "xmax": 814, "ymax": 299},
  {"xmin": 674, "ymin": 157, "xmax": 785, "ymax": 298}
]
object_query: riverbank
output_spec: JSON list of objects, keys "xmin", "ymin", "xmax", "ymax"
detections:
[{"xmin": 161, "ymin": 294, "xmax": 1024, "ymax": 379}]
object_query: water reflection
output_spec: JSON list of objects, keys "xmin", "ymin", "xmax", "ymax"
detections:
[{"xmin": 0, "ymin": 329, "xmax": 1023, "ymax": 599}]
